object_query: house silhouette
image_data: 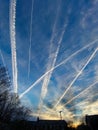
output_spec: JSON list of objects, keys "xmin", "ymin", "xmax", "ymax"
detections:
[
  {"xmin": 85, "ymin": 115, "xmax": 98, "ymax": 130},
  {"xmin": 12, "ymin": 119, "xmax": 68, "ymax": 130}
]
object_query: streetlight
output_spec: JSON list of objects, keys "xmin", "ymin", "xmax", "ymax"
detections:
[{"xmin": 59, "ymin": 111, "xmax": 62, "ymax": 120}]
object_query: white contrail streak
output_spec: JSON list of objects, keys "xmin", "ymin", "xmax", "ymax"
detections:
[
  {"xmin": 28, "ymin": 0, "xmax": 34, "ymax": 78},
  {"xmin": 0, "ymin": 50, "xmax": 6, "ymax": 66},
  {"xmin": 38, "ymin": 3, "xmax": 61, "ymax": 112},
  {"xmin": 48, "ymin": 2, "xmax": 61, "ymax": 54},
  {"xmin": 70, "ymin": 91, "xmax": 98, "ymax": 111},
  {"xmin": 19, "ymin": 39, "xmax": 98, "ymax": 98},
  {"xmin": 38, "ymin": 23, "xmax": 67, "ymax": 116},
  {"xmin": 62, "ymin": 81, "xmax": 98, "ymax": 108},
  {"xmin": 9, "ymin": 0, "xmax": 18, "ymax": 93},
  {"xmin": 54, "ymin": 48, "xmax": 98, "ymax": 107},
  {"xmin": 40, "ymin": 23, "xmax": 67, "ymax": 100}
]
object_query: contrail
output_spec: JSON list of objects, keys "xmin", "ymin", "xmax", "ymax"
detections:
[
  {"xmin": 19, "ymin": 39, "xmax": 98, "ymax": 98},
  {"xmin": 48, "ymin": 1, "xmax": 61, "ymax": 55},
  {"xmin": 40, "ymin": 23, "xmax": 67, "ymax": 101},
  {"xmin": 0, "ymin": 50, "xmax": 6, "ymax": 66},
  {"xmin": 38, "ymin": 23, "xmax": 67, "ymax": 116},
  {"xmin": 28, "ymin": 0, "xmax": 34, "ymax": 78},
  {"xmin": 54, "ymin": 48, "xmax": 98, "ymax": 107},
  {"xmin": 62, "ymin": 81, "xmax": 98, "ymax": 108},
  {"xmin": 9, "ymin": 0, "xmax": 18, "ymax": 93},
  {"xmin": 38, "ymin": 2, "xmax": 61, "ymax": 112},
  {"xmin": 69, "ymin": 89, "xmax": 98, "ymax": 111}
]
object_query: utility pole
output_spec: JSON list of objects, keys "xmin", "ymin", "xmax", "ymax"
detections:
[{"xmin": 59, "ymin": 111, "xmax": 62, "ymax": 120}]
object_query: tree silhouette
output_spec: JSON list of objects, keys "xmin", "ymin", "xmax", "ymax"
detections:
[{"xmin": 0, "ymin": 65, "xmax": 31, "ymax": 123}]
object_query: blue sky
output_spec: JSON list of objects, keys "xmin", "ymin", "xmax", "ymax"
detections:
[{"xmin": 0, "ymin": 0, "xmax": 98, "ymax": 124}]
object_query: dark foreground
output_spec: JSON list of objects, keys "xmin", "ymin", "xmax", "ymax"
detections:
[{"xmin": 0, "ymin": 115, "xmax": 98, "ymax": 130}]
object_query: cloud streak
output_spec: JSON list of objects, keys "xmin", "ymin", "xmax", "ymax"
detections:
[
  {"xmin": 28, "ymin": 0, "xmax": 34, "ymax": 78},
  {"xmin": 19, "ymin": 39, "xmax": 98, "ymax": 98},
  {"xmin": 9, "ymin": 0, "xmax": 18, "ymax": 93},
  {"xmin": 40, "ymin": 3, "xmax": 61, "ymax": 101},
  {"xmin": 39, "ymin": 20, "xmax": 67, "ymax": 115},
  {"xmin": 62, "ymin": 81, "xmax": 98, "ymax": 108},
  {"xmin": 35, "ymin": 3, "xmax": 62, "ymax": 116},
  {"xmin": 54, "ymin": 48, "xmax": 98, "ymax": 107},
  {"xmin": 0, "ymin": 50, "xmax": 6, "ymax": 66}
]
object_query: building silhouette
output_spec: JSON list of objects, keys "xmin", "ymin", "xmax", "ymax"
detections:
[
  {"xmin": 36, "ymin": 119, "xmax": 68, "ymax": 130},
  {"xmin": 11, "ymin": 119, "xmax": 68, "ymax": 130},
  {"xmin": 85, "ymin": 115, "xmax": 98, "ymax": 130}
]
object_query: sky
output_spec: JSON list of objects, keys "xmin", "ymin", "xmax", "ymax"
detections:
[{"xmin": 0, "ymin": 0, "xmax": 98, "ymax": 124}]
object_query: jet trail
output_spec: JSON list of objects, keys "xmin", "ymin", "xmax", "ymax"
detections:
[
  {"xmin": 62, "ymin": 81, "xmax": 98, "ymax": 108},
  {"xmin": 0, "ymin": 50, "xmax": 6, "ymax": 66},
  {"xmin": 38, "ymin": 23, "xmax": 67, "ymax": 116},
  {"xmin": 54, "ymin": 48, "xmax": 98, "ymax": 107},
  {"xmin": 9, "ymin": 0, "xmax": 18, "ymax": 93},
  {"xmin": 28, "ymin": 0, "xmax": 34, "ymax": 78},
  {"xmin": 19, "ymin": 39, "xmax": 98, "ymax": 98},
  {"xmin": 38, "ymin": 2, "xmax": 61, "ymax": 110},
  {"xmin": 40, "ymin": 23, "xmax": 67, "ymax": 101}
]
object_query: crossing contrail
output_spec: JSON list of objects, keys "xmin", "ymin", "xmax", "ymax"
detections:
[
  {"xmin": 40, "ymin": 23, "xmax": 67, "ymax": 101},
  {"xmin": 54, "ymin": 48, "xmax": 98, "ymax": 107},
  {"xmin": 0, "ymin": 50, "xmax": 6, "ymax": 66},
  {"xmin": 9, "ymin": 0, "xmax": 18, "ymax": 93},
  {"xmin": 28, "ymin": 0, "xmax": 34, "ymax": 78},
  {"xmin": 19, "ymin": 39, "xmax": 98, "ymax": 98},
  {"xmin": 38, "ymin": 23, "xmax": 67, "ymax": 116},
  {"xmin": 62, "ymin": 81, "xmax": 98, "ymax": 108},
  {"xmin": 38, "ymin": 2, "xmax": 61, "ymax": 111}
]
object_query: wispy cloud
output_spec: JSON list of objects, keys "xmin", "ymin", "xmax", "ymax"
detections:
[
  {"xmin": 54, "ymin": 48, "xmax": 98, "ymax": 107},
  {"xmin": 0, "ymin": 50, "xmax": 6, "ymax": 66},
  {"xmin": 28, "ymin": 0, "xmax": 34, "ymax": 78},
  {"xmin": 63, "ymin": 81, "xmax": 98, "ymax": 108},
  {"xmin": 39, "ymin": 23, "xmax": 68, "ymax": 109},
  {"xmin": 19, "ymin": 39, "xmax": 98, "ymax": 98},
  {"xmin": 38, "ymin": 3, "xmax": 62, "ymax": 115}
]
